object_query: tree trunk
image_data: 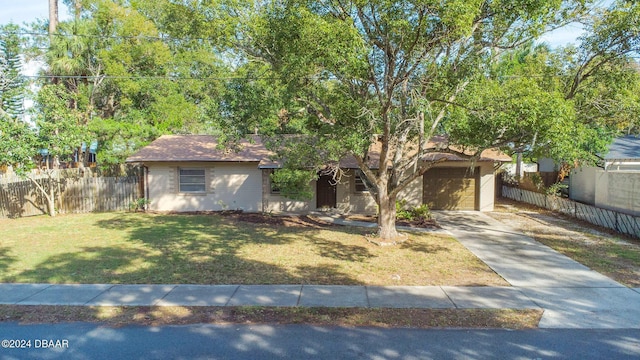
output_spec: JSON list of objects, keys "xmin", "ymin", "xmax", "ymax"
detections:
[
  {"xmin": 516, "ymin": 152, "xmax": 523, "ymax": 179},
  {"xmin": 47, "ymin": 182, "xmax": 56, "ymax": 217},
  {"xmin": 27, "ymin": 175, "xmax": 57, "ymax": 217},
  {"xmin": 74, "ymin": 0, "xmax": 82, "ymax": 20},
  {"xmin": 377, "ymin": 191, "xmax": 399, "ymax": 240},
  {"xmin": 48, "ymin": 0, "xmax": 58, "ymax": 35}
]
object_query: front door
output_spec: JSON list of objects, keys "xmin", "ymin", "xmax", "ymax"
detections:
[{"xmin": 316, "ymin": 175, "xmax": 337, "ymax": 208}]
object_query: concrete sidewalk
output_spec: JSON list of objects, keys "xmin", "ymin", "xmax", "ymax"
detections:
[
  {"xmin": 0, "ymin": 284, "xmax": 539, "ymax": 309},
  {"xmin": 2, "ymin": 211, "xmax": 639, "ymax": 329}
]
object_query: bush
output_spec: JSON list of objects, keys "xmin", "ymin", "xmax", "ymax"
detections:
[
  {"xmin": 129, "ymin": 198, "xmax": 149, "ymax": 212},
  {"xmin": 395, "ymin": 200, "xmax": 432, "ymax": 222}
]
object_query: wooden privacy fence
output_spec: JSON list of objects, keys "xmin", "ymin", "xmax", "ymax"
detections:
[
  {"xmin": 502, "ymin": 185, "xmax": 640, "ymax": 239},
  {"xmin": 0, "ymin": 176, "xmax": 140, "ymax": 218}
]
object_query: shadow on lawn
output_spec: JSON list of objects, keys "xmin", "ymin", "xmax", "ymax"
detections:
[
  {"xmin": 9, "ymin": 213, "xmax": 368, "ymax": 285},
  {"xmin": 0, "ymin": 247, "xmax": 16, "ymax": 274},
  {"xmin": 400, "ymin": 241, "xmax": 449, "ymax": 254}
]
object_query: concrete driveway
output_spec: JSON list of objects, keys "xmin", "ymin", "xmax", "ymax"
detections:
[{"xmin": 434, "ymin": 211, "xmax": 640, "ymax": 329}]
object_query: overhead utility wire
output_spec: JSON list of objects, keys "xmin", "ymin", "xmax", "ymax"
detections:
[
  {"xmin": 0, "ymin": 31, "xmax": 217, "ymax": 43},
  {"xmin": 20, "ymin": 74, "xmax": 270, "ymax": 81}
]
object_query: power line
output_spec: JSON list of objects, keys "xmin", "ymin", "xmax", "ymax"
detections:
[
  {"xmin": 20, "ymin": 74, "xmax": 276, "ymax": 81},
  {"xmin": 0, "ymin": 30, "xmax": 218, "ymax": 43}
]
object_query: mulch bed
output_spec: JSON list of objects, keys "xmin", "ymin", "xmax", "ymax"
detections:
[
  {"xmin": 345, "ymin": 214, "xmax": 441, "ymax": 229},
  {"xmin": 223, "ymin": 212, "xmax": 336, "ymax": 228},
  {"xmin": 157, "ymin": 210, "xmax": 440, "ymax": 230}
]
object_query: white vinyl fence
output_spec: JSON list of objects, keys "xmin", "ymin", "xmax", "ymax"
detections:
[{"xmin": 502, "ymin": 186, "xmax": 640, "ymax": 239}]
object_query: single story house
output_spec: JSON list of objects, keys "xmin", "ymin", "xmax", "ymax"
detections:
[
  {"xmin": 125, "ymin": 135, "xmax": 511, "ymax": 214},
  {"xmin": 570, "ymin": 135, "xmax": 640, "ymax": 215}
]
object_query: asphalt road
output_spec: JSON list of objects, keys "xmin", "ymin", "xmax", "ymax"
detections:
[{"xmin": 1, "ymin": 323, "xmax": 639, "ymax": 359}]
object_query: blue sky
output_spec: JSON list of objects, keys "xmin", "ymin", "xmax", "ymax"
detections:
[
  {"xmin": 0, "ymin": 0, "xmax": 71, "ymax": 26},
  {"xmin": 1, "ymin": 1, "xmax": 584, "ymax": 48}
]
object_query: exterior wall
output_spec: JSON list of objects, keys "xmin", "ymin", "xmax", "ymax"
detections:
[
  {"xmin": 261, "ymin": 169, "xmax": 378, "ymax": 215},
  {"xmin": 477, "ymin": 163, "xmax": 496, "ymax": 211},
  {"xmin": 570, "ymin": 165, "xmax": 640, "ymax": 216},
  {"xmin": 338, "ymin": 162, "xmax": 498, "ymax": 214},
  {"xmin": 147, "ymin": 161, "xmax": 499, "ymax": 214},
  {"xmin": 538, "ymin": 158, "xmax": 558, "ymax": 172},
  {"xmin": 502, "ymin": 162, "xmax": 538, "ymax": 176},
  {"xmin": 569, "ymin": 167, "xmax": 597, "ymax": 204},
  {"xmin": 594, "ymin": 170, "xmax": 640, "ymax": 216},
  {"xmin": 336, "ymin": 169, "xmax": 377, "ymax": 215},
  {"xmin": 261, "ymin": 170, "xmax": 316, "ymax": 213},
  {"xmin": 147, "ymin": 162, "xmax": 263, "ymax": 212}
]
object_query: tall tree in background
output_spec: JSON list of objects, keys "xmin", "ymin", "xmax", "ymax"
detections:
[
  {"xmin": 28, "ymin": 0, "xmax": 227, "ymax": 170},
  {"xmin": 564, "ymin": 0, "xmax": 640, "ymax": 133},
  {"xmin": 0, "ymin": 24, "xmax": 25, "ymax": 121},
  {"xmin": 49, "ymin": 0, "xmax": 59, "ymax": 35},
  {"xmin": 0, "ymin": 24, "xmax": 33, "ymax": 174}
]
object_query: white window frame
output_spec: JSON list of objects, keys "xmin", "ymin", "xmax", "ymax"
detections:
[
  {"xmin": 179, "ymin": 168, "xmax": 206, "ymax": 193},
  {"xmin": 354, "ymin": 170, "xmax": 369, "ymax": 193}
]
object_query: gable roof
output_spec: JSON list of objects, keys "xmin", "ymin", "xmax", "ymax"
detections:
[
  {"xmin": 605, "ymin": 135, "xmax": 640, "ymax": 160},
  {"xmin": 126, "ymin": 134, "xmax": 511, "ymax": 166}
]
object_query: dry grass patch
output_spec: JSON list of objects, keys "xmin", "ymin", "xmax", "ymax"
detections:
[
  {"xmin": 0, "ymin": 305, "xmax": 541, "ymax": 329},
  {"xmin": 0, "ymin": 212, "xmax": 506, "ymax": 286},
  {"xmin": 491, "ymin": 199, "xmax": 640, "ymax": 287}
]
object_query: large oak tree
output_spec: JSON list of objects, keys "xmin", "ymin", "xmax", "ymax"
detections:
[{"xmin": 237, "ymin": 0, "xmax": 611, "ymax": 240}]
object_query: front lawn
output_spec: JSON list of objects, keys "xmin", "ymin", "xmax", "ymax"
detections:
[{"xmin": 0, "ymin": 212, "xmax": 506, "ymax": 286}]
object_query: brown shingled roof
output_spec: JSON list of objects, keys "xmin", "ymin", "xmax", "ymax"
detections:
[
  {"xmin": 126, "ymin": 134, "xmax": 511, "ymax": 166},
  {"xmin": 126, "ymin": 135, "xmax": 273, "ymax": 163}
]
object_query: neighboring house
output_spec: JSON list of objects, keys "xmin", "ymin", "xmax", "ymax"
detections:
[
  {"xmin": 125, "ymin": 135, "xmax": 511, "ymax": 214},
  {"xmin": 570, "ymin": 135, "xmax": 640, "ymax": 216},
  {"xmin": 502, "ymin": 162, "xmax": 538, "ymax": 177}
]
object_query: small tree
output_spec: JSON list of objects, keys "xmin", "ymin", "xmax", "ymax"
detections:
[{"xmin": 0, "ymin": 85, "xmax": 86, "ymax": 217}]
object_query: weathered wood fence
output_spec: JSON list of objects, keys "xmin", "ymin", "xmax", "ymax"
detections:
[
  {"xmin": 0, "ymin": 176, "xmax": 140, "ymax": 218},
  {"xmin": 502, "ymin": 185, "xmax": 640, "ymax": 239}
]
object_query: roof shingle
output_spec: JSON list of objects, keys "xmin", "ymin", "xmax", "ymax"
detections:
[
  {"xmin": 126, "ymin": 134, "xmax": 512, "ymax": 166},
  {"xmin": 126, "ymin": 135, "xmax": 272, "ymax": 163}
]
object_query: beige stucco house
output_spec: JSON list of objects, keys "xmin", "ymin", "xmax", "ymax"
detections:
[{"xmin": 126, "ymin": 135, "xmax": 510, "ymax": 214}]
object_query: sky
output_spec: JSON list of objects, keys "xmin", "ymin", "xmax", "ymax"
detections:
[{"xmin": 0, "ymin": 0, "xmax": 71, "ymax": 26}]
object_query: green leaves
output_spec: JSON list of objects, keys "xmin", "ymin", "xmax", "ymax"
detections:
[
  {"xmin": 270, "ymin": 168, "xmax": 316, "ymax": 200},
  {"xmin": 445, "ymin": 43, "xmax": 616, "ymax": 166},
  {"xmin": 34, "ymin": 84, "xmax": 90, "ymax": 158},
  {"xmin": 0, "ymin": 115, "xmax": 37, "ymax": 171},
  {"xmin": 0, "ymin": 23, "xmax": 26, "ymax": 121}
]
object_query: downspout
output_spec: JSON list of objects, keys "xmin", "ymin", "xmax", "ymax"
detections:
[{"xmin": 145, "ymin": 165, "xmax": 150, "ymax": 208}]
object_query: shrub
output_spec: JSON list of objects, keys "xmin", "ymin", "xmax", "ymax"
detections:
[{"xmin": 395, "ymin": 200, "xmax": 432, "ymax": 221}]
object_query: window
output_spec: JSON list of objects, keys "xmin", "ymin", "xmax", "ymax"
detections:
[
  {"xmin": 270, "ymin": 170, "xmax": 281, "ymax": 194},
  {"xmin": 179, "ymin": 168, "xmax": 206, "ymax": 193},
  {"xmin": 354, "ymin": 170, "xmax": 369, "ymax": 192}
]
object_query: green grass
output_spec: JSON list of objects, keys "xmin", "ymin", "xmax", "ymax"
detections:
[
  {"xmin": 0, "ymin": 212, "xmax": 507, "ymax": 286},
  {"xmin": 533, "ymin": 235, "xmax": 640, "ymax": 287}
]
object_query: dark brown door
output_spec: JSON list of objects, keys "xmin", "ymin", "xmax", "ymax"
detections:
[{"xmin": 316, "ymin": 175, "xmax": 337, "ymax": 208}]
